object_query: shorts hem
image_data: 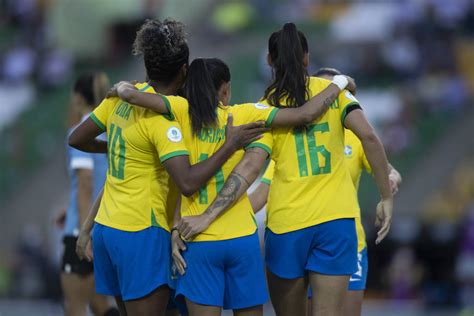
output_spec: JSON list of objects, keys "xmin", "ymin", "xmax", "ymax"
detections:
[
  {"xmin": 265, "ymin": 263, "xmax": 305, "ymax": 280},
  {"xmin": 95, "ymin": 287, "xmax": 121, "ymax": 298},
  {"xmin": 175, "ymin": 290, "xmax": 222, "ymax": 308},
  {"xmin": 348, "ymin": 285, "xmax": 366, "ymax": 291},
  {"xmin": 306, "ymin": 267, "xmax": 355, "ymax": 276},
  {"xmin": 122, "ymin": 281, "xmax": 169, "ymax": 301}
]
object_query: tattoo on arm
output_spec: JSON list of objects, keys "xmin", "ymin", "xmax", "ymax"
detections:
[
  {"xmin": 323, "ymin": 91, "xmax": 338, "ymax": 107},
  {"xmin": 204, "ymin": 172, "xmax": 250, "ymax": 219}
]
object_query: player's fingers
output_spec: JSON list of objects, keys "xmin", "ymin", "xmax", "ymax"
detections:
[
  {"xmin": 176, "ymin": 220, "xmax": 184, "ymax": 233},
  {"xmin": 177, "ymin": 238, "xmax": 187, "ymax": 251},
  {"xmin": 172, "ymin": 254, "xmax": 185, "ymax": 274},
  {"xmin": 376, "ymin": 218, "xmax": 391, "ymax": 244},
  {"xmin": 375, "ymin": 216, "xmax": 381, "ymax": 228},
  {"xmin": 106, "ymin": 88, "xmax": 117, "ymax": 98},
  {"xmin": 184, "ymin": 229, "xmax": 195, "ymax": 240},
  {"xmin": 242, "ymin": 121, "xmax": 266, "ymax": 130},
  {"xmin": 175, "ymin": 252, "xmax": 187, "ymax": 269},
  {"xmin": 182, "ymin": 226, "xmax": 192, "ymax": 239},
  {"xmin": 247, "ymin": 135, "xmax": 264, "ymax": 144},
  {"xmin": 226, "ymin": 113, "xmax": 234, "ymax": 128},
  {"xmin": 245, "ymin": 127, "xmax": 270, "ymax": 135},
  {"xmin": 76, "ymin": 248, "xmax": 83, "ymax": 260}
]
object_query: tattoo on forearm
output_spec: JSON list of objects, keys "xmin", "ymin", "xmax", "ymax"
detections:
[
  {"xmin": 322, "ymin": 91, "xmax": 338, "ymax": 108},
  {"xmin": 204, "ymin": 172, "xmax": 250, "ymax": 219}
]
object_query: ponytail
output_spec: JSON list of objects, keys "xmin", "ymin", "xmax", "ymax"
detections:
[
  {"xmin": 185, "ymin": 58, "xmax": 231, "ymax": 134},
  {"xmin": 263, "ymin": 22, "xmax": 309, "ymax": 108}
]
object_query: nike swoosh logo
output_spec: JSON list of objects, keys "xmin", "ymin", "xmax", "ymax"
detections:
[{"xmin": 349, "ymin": 277, "xmax": 361, "ymax": 282}]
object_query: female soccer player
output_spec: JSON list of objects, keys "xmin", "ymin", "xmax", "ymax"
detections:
[
  {"xmin": 174, "ymin": 23, "xmax": 394, "ymax": 316},
  {"xmin": 248, "ymin": 68, "xmax": 403, "ymax": 316},
  {"xmin": 61, "ymin": 72, "xmax": 118, "ymax": 316},
  {"xmin": 109, "ymin": 57, "xmax": 354, "ymax": 316},
  {"xmin": 68, "ymin": 20, "xmax": 264, "ymax": 316}
]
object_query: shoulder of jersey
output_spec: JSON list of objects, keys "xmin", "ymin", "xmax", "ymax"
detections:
[{"xmin": 308, "ymin": 76, "xmax": 331, "ymax": 91}]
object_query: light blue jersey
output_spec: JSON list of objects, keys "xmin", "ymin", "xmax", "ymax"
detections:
[{"xmin": 64, "ymin": 117, "xmax": 107, "ymax": 236}]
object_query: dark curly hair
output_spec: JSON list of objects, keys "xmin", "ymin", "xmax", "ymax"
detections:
[{"xmin": 133, "ymin": 19, "xmax": 189, "ymax": 84}]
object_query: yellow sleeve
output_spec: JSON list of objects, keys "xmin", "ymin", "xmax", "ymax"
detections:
[
  {"xmin": 360, "ymin": 145, "xmax": 372, "ymax": 174},
  {"xmin": 160, "ymin": 95, "xmax": 189, "ymax": 123},
  {"xmin": 90, "ymin": 97, "xmax": 118, "ymax": 131},
  {"xmin": 245, "ymin": 130, "xmax": 273, "ymax": 156},
  {"xmin": 232, "ymin": 103, "xmax": 280, "ymax": 127},
  {"xmin": 338, "ymin": 90, "xmax": 360, "ymax": 126},
  {"xmin": 261, "ymin": 160, "xmax": 275, "ymax": 185},
  {"xmin": 148, "ymin": 117, "xmax": 190, "ymax": 163}
]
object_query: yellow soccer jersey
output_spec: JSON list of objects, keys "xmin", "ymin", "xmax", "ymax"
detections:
[
  {"xmin": 344, "ymin": 129, "xmax": 372, "ymax": 252},
  {"xmin": 261, "ymin": 76, "xmax": 360, "ymax": 234},
  {"xmin": 89, "ymin": 83, "xmax": 189, "ymax": 232},
  {"xmin": 161, "ymin": 95, "xmax": 278, "ymax": 241}
]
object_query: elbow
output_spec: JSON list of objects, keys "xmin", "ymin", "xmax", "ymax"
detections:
[
  {"xmin": 301, "ymin": 113, "xmax": 314, "ymax": 125},
  {"xmin": 181, "ymin": 187, "xmax": 195, "ymax": 197},
  {"xmin": 68, "ymin": 132, "xmax": 81, "ymax": 149},
  {"xmin": 175, "ymin": 181, "xmax": 196, "ymax": 197},
  {"xmin": 360, "ymin": 130, "xmax": 380, "ymax": 146}
]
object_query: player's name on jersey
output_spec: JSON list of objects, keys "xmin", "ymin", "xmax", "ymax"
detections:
[
  {"xmin": 115, "ymin": 102, "xmax": 133, "ymax": 120},
  {"xmin": 197, "ymin": 126, "xmax": 226, "ymax": 143}
]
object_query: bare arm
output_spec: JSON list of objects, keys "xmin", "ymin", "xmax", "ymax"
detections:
[
  {"xmin": 76, "ymin": 169, "xmax": 93, "ymax": 228},
  {"xmin": 110, "ymin": 82, "xmax": 170, "ymax": 114},
  {"xmin": 272, "ymin": 82, "xmax": 349, "ymax": 127},
  {"xmin": 76, "ymin": 187, "xmax": 103, "ymax": 261},
  {"xmin": 112, "ymin": 77, "xmax": 355, "ymax": 129},
  {"xmin": 248, "ymin": 182, "xmax": 270, "ymax": 213},
  {"xmin": 171, "ymin": 195, "xmax": 187, "ymax": 275},
  {"xmin": 178, "ymin": 148, "xmax": 268, "ymax": 240},
  {"xmin": 345, "ymin": 109, "xmax": 393, "ymax": 244},
  {"xmin": 388, "ymin": 163, "xmax": 402, "ymax": 195},
  {"xmin": 163, "ymin": 115, "xmax": 267, "ymax": 197},
  {"xmin": 69, "ymin": 118, "xmax": 107, "ymax": 153}
]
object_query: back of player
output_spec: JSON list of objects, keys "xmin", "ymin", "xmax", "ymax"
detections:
[
  {"xmin": 260, "ymin": 23, "xmax": 393, "ymax": 316},
  {"xmin": 89, "ymin": 82, "xmax": 189, "ymax": 307},
  {"xmin": 161, "ymin": 59, "xmax": 275, "ymax": 314},
  {"xmin": 262, "ymin": 76, "xmax": 360, "ymax": 316},
  {"xmin": 61, "ymin": 72, "xmax": 117, "ymax": 316}
]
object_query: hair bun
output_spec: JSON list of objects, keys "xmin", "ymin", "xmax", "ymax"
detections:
[{"xmin": 283, "ymin": 22, "xmax": 297, "ymax": 32}]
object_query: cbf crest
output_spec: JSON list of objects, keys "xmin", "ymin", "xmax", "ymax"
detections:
[{"xmin": 344, "ymin": 145, "xmax": 353, "ymax": 157}]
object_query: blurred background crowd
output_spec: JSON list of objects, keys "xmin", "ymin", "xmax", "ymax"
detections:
[{"xmin": 0, "ymin": 0, "xmax": 473, "ymax": 315}]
